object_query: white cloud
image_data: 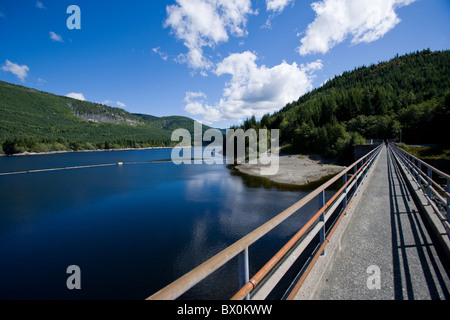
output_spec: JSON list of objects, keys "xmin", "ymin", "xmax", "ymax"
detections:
[
  {"xmin": 49, "ymin": 31, "xmax": 63, "ymax": 42},
  {"xmin": 66, "ymin": 93, "xmax": 86, "ymax": 101},
  {"xmin": 101, "ymin": 100, "xmax": 128, "ymax": 108},
  {"xmin": 266, "ymin": 0, "xmax": 294, "ymax": 14},
  {"xmin": 165, "ymin": 0, "xmax": 255, "ymax": 70},
  {"xmin": 1, "ymin": 60, "xmax": 30, "ymax": 82},
  {"xmin": 304, "ymin": 60, "xmax": 324, "ymax": 73},
  {"xmin": 298, "ymin": 0, "xmax": 417, "ymax": 56},
  {"xmin": 116, "ymin": 101, "xmax": 127, "ymax": 108},
  {"xmin": 37, "ymin": 78, "xmax": 47, "ymax": 85},
  {"xmin": 184, "ymin": 51, "xmax": 322, "ymax": 124},
  {"xmin": 152, "ymin": 47, "xmax": 169, "ymax": 61},
  {"xmin": 36, "ymin": 1, "xmax": 46, "ymax": 9},
  {"xmin": 264, "ymin": 0, "xmax": 294, "ymax": 28},
  {"xmin": 184, "ymin": 91, "xmax": 208, "ymax": 115}
]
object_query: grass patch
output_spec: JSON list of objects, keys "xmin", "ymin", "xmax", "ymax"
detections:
[{"xmin": 397, "ymin": 143, "xmax": 450, "ymax": 160}]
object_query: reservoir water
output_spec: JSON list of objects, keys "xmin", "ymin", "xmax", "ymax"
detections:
[{"xmin": 0, "ymin": 148, "xmax": 331, "ymax": 300}]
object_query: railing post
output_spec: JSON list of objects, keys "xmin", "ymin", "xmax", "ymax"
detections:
[
  {"xmin": 418, "ymin": 162, "xmax": 422, "ymax": 186},
  {"xmin": 355, "ymin": 162, "xmax": 361, "ymax": 189},
  {"xmin": 407, "ymin": 155, "xmax": 412, "ymax": 175},
  {"xmin": 427, "ymin": 167, "xmax": 433, "ymax": 201},
  {"xmin": 447, "ymin": 179, "xmax": 450, "ymax": 237},
  {"xmin": 238, "ymin": 247, "xmax": 250, "ymax": 300},
  {"xmin": 343, "ymin": 173, "xmax": 348, "ymax": 215},
  {"xmin": 319, "ymin": 190, "xmax": 326, "ymax": 256},
  {"xmin": 415, "ymin": 160, "xmax": 419, "ymax": 181}
]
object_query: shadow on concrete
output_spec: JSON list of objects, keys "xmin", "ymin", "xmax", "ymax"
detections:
[{"xmin": 387, "ymin": 148, "xmax": 450, "ymax": 300}]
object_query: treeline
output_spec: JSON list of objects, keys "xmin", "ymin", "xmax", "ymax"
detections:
[
  {"xmin": 0, "ymin": 127, "xmax": 173, "ymax": 152},
  {"xmin": 238, "ymin": 49, "xmax": 450, "ymax": 163},
  {"xmin": 1, "ymin": 136, "xmax": 174, "ymax": 155}
]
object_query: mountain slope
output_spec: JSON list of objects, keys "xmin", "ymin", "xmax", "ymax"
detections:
[
  {"xmin": 241, "ymin": 49, "xmax": 450, "ymax": 162},
  {"xmin": 0, "ymin": 81, "xmax": 207, "ymax": 154}
]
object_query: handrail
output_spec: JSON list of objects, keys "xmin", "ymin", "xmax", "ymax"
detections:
[
  {"xmin": 147, "ymin": 144, "xmax": 383, "ymax": 300},
  {"xmin": 231, "ymin": 145, "xmax": 382, "ymax": 300},
  {"xmin": 391, "ymin": 145, "xmax": 450, "ymax": 181},
  {"xmin": 390, "ymin": 143, "xmax": 450, "ymax": 235}
]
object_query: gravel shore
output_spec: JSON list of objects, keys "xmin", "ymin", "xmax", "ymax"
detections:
[{"xmin": 234, "ymin": 154, "xmax": 346, "ymax": 186}]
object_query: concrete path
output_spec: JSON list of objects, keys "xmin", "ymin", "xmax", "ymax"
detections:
[{"xmin": 298, "ymin": 147, "xmax": 450, "ymax": 300}]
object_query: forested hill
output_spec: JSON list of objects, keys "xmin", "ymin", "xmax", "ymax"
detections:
[
  {"xmin": 241, "ymin": 49, "xmax": 450, "ymax": 162},
  {"xmin": 0, "ymin": 80, "xmax": 208, "ymax": 155}
]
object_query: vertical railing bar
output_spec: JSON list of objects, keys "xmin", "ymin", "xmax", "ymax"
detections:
[
  {"xmin": 319, "ymin": 190, "xmax": 326, "ymax": 256},
  {"xmin": 238, "ymin": 247, "xmax": 250, "ymax": 300},
  {"xmin": 408, "ymin": 154, "xmax": 412, "ymax": 174},
  {"xmin": 418, "ymin": 162, "xmax": 422, "ymax": 186},
  {"xmin": 427, "ymin": 167, "xmax": 433, "ymax": 201},
  {"xmin": 447, "ymin": 179, "xmax": 450, "ymax": 237},
  {"xmin": 414, "ymin": 159, "xmax": 419, "ymax": 181},
  {"xmin": 342, "ymin": 173, "xmax": 348, "ymax": 215}
]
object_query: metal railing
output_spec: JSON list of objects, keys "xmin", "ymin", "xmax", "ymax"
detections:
[
  {"xmin": 390, "ymin": 143, "xmax": 450, "ymax": 237},
  {"xmin": 147, "ymin": 144, "xmax": 383, "ymax": 300}
]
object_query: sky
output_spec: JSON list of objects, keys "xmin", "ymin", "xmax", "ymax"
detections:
[{"xmin": 0, "ymin": 0, "xmax": 449, "ymax": 129}]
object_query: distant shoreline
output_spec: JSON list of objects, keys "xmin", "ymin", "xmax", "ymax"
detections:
[{"xmin": 0, "ymin": 146, "xmax": 173, "ymax": 157}]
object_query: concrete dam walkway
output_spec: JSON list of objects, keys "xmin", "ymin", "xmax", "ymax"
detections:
[{"xmin": 296, "ymin": 146, "xmax": 450, "ymax": 300}]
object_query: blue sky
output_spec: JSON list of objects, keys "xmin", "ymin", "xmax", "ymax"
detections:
[{"xmin": 0, "ymin": 0, "xmax": 449, "ymax": 129}]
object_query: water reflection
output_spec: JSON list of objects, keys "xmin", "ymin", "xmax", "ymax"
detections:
[{"xmin": 0, "ymin": 149, "xmax": 336, "ymax": 300}]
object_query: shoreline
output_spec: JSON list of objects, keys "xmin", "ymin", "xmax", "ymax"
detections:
[
  {"xmin": 0, "ymin": 146, "xmax": 173, "ymax": 157},
  {"xmin": 234, "ymin": 154, "xmax": 346, "ymax": 187}
]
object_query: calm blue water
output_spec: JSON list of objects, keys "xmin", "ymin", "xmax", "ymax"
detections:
[{"xmin": 0, "ymin": 149, "xmax": 326, "ymax": 300}]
